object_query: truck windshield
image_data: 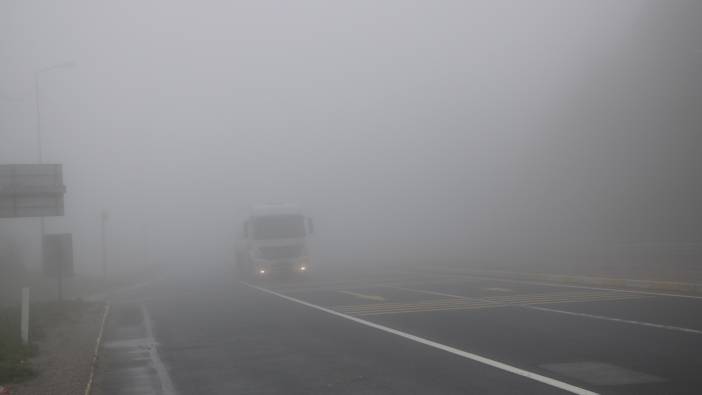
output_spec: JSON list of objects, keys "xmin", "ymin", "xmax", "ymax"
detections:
[
  {"xmin": 258, "ymin": 244, "xmax": 304, "ymax": 260},
  {"xmin": 252, "ymin": 215, "xmax": 306, "ymax": 240}
]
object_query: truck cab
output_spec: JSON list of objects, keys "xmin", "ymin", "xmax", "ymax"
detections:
[{"xmin": 236, "ymin": 204, "xmax": 313, "ymax": 278}]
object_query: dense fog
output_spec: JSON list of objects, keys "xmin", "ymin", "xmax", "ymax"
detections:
[{"xmin": 1, "ymin": 0, "xmax": 701, "ymax": 277}]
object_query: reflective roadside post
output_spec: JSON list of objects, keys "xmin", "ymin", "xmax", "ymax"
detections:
[{"xmin": 21, "ymin": 287, "xmax": 30, "ymax": 344}]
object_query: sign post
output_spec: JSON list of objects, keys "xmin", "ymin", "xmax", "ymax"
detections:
[{"xmin": 43, "ymin": 233, "xmax": 74, "ymax": 301}]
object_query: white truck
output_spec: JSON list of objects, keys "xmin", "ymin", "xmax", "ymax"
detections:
[{"xmin": 236, "ymin": 204, "xmax": 314, "ymax": 278}]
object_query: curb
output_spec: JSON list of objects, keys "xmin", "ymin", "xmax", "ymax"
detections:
[
  {"xmin": 408, "ymin": 267, "xmax": 702, "ymax": 294},
  {"xmin": 84, "ymin": 303, "xmax": 111, "ymax": 395}
]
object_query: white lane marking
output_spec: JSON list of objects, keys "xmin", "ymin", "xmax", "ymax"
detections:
[
  {"xmin": 485, "ymin": 287, "xmax": 513, "ymax": 293},
  {"xmin": 84, "ymin": 303, "xmax": 111, "ymax": 395},
  {"xmin": 410, "ymin": 271, "xmax": 702, "ymax": 300},
  {"xmin": 379, "ymin": 285, "xmax": 630, "ymax": 306},
  {"xmin": 242, "ymin": 282, "xmax": 597, "ymax": 395},
  {"xmin": 526, "ymin": 306, "xmax": 702, "ymax": 335},
  {"xmin": 338, "ymin": 290, "xmax": 386, "ymax": 301},
  {"xmin": 142, "ymin": 305, "xmax": 177, "ymax": 395},
  {"xmin": 388, "ymin": 285, "xmax": 702, "ymax": 335}
]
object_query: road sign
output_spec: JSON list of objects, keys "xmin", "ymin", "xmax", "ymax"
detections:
[
  {"xmin": 43, "ymin": 233, "xmax": 74, "ymax": 278},
  {"xmin": 0, "ymin": 164, "xmax": 66, "ymax": 218}
]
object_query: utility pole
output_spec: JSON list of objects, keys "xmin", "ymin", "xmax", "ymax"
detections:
[{"xmin": 101, "ymin": 210, "xmax": 109, "ymax": 277}]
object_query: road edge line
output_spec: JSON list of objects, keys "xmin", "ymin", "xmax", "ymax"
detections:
[
  {"xmin": 84, "ymin": 302, "xmax": 111, "ymax": 395},
  {"xmin": 241, "ymin": 281, "xmax": 597, "ymax": 395},
  {"xmin": 526, "ymin": 306, "xmax": 702, "ymax": 335},
  {"xmin": 141, "ymin": 304, "xmax": 177, "ymax": 395}
]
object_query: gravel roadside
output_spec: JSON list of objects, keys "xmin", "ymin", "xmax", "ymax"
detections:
[{"xmin": 7, "ymin": 303, "xmax": 106, "ymax": 395}]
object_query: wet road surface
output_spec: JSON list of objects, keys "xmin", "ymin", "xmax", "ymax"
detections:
[{"xmin": 94, "ymin": 265, "xmax": 702, "ymax": 394}]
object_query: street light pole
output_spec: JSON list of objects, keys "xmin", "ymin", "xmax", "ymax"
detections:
[
  {"xmin": 34, "ymin": 61, "xmax": 74, "ymax": 163},
  {"xmin": 34, "ymin": 72, "xmax": 43, "ymax": 163},
  {"xmin": 34, "ymin": 72, "xmax": 46, "ymax": 256},
  {"xmin": 101, "ymin": 210, "xmax": 109, "ymax": 277},
  {"xmin": 33, "ymin": 61, "xmax": 75, "ymax": 297}
]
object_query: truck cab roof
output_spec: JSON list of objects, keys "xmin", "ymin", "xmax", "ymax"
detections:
[{"xmin": 251, "ymin": 203, "xmax": 302, "ymax": 217}]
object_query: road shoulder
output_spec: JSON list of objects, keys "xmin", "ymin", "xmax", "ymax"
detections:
[{"xmin": 6, "ymin": 302, "xmax": 106, "ymax": 395}]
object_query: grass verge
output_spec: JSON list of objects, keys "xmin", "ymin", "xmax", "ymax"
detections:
[{"xmin": 0, "ymin": 306, "xmax": 35, "ymax": 384}]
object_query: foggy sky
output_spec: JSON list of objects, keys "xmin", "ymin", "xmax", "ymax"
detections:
[{"xmin": 2, "ymin": 1, "xmax": 700, "ymax": 274}]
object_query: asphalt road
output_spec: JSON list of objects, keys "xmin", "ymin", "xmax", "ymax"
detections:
[{"xmin": 94, "ymin": 265, "xmax": 702, "ymax": 394}]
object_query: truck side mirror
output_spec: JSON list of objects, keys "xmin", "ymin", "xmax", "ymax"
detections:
[{"xmin": 307, "ymin": 217, "xmax": 314, "ymax": 234}]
